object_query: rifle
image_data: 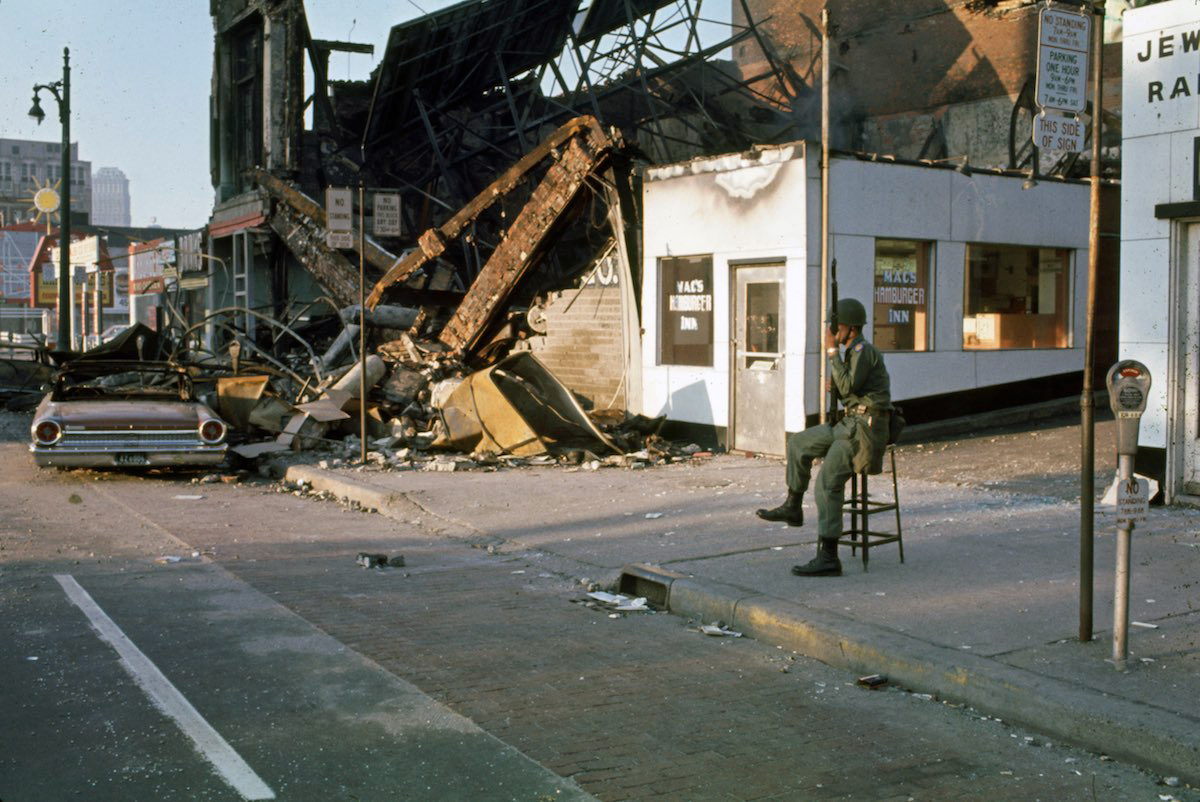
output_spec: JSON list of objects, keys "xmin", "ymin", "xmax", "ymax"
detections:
[{"xmin": 828, "ymin": 258, "xmax": 840, "ymax": 423}]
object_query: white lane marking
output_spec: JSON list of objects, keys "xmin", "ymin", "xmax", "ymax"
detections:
[{"xmin": 55, "ymin": 574, "xmax": 276, "ymax": 800}]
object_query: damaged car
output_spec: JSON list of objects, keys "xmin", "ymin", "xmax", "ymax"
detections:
[{"xmin": 30, "ymin": 361, "xmax": 229, "ymax": 469}]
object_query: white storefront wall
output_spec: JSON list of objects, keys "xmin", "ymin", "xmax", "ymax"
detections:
[
  {"xmin": 642, "ymin": 145, "xmax": 810, "ymax": 434},
  {"xmin": 1121, "ymin": 0, "xmax": 1200, "ymax": 500},
  {"xmin": 642, "ymin": 143, "xmax": 1091, "ymax": 445}
]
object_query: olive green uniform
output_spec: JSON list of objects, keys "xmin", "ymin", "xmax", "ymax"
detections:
[{"xmin": 785, "ymin": 334, "xmax": 891, "ymax": 541}]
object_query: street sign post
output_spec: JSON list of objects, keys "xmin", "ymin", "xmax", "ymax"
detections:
[{"xmin": 1035, "ymin": 6, "xmax": 1090, "ymax": 113}]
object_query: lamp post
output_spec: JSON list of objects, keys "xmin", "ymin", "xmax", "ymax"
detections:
[{"xmin": 29, "ymin": 47, "xmax": 72, "ymax": 350}]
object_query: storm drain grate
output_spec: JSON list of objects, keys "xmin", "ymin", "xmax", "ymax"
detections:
[{"xmin": 618, "ymin": 563, "xmax": 686, "ymax": 608}]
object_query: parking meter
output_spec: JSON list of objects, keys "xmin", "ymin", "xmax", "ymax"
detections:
[
  {"xmin": 1106, "ymin": 360, "xmax": 1151, "ymax": 456},
  {"xmin": 1104, "ymin": 359, "xmax": 1151, "ymax": 672}
]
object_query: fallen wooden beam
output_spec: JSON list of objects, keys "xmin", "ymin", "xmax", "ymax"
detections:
[
  {"xmin": 438, "ymin": 128, "xmax": 618, "ymax": 353},
  {"xmin": 364, "ymin": 115, "xmax": 619, "ymax": 312}
]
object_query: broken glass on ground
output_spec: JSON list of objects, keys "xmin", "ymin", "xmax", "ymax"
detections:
[
  {"xmin": 579, "ymin": 590, "xmax": 653, "ymax": 613},
  {"xmin": 690, "ymin": 622, "xmax": 743, "ymax": 637}
]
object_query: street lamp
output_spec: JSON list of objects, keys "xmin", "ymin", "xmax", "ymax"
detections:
[{"xmin": 30, "ymin": 47, "xmax": 72, "ymax": 350}]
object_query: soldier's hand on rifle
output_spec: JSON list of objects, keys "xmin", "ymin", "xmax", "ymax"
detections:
[{"xmin": 827, "ymin": 324, "xmax": 851, "ymax": 354}]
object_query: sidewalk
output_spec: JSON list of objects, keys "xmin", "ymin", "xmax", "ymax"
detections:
[{"xmin": 283, "ymin": 428, "xmax": 1200, "ymax": 786}]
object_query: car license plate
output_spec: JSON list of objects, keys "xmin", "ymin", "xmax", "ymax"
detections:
[{"xmin": 115, "ymin": 453, "xmax": 149, "ymax": 466}]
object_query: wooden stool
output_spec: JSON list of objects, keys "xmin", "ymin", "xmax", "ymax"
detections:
[{"xmin": 838, "ymin": 445, "xmax": 903, "ymax": 571}]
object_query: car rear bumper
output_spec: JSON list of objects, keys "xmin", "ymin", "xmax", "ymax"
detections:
[{"xmin": 30, "ymin": 445, "xmax": 228, "ymax": 468}]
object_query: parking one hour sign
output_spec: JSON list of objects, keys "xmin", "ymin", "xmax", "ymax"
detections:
[{"xmin": 1036, "ymin": 6, "xmax": 1091, "ymax": 113}]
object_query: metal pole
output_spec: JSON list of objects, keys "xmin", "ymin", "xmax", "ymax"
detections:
[
  {"xmin": 358, "ymin": 182, "xmax": 368, "ymax": 465},
  {"xmin": 58, "ymin": 47, "xmax": 72, "ymax": 350},
  {"xmin": 1112, "ymin": 453, "xmax": 1133, "ymax": 670},
  {"xmin": 1080, "ymin": 1, "xmax": 1104, "ymax": 643},
  {"xmin": 818, "ymin": 6, "xmax": 831, "ymax": 425}
]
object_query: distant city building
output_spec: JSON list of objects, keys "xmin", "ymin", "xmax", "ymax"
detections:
[
  {"xmin": 91, "ymin": 167, "xmax": 131, "ymax": 226},
  {"xmin": 0, "ymin": 137, "xmax": 92, "ymax": 227},
  {"xmin": 0, "ymin": 223, "xmax": 40, "ymax": 306}
]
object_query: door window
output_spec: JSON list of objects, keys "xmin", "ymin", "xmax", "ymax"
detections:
[{"xmin": 744, "ymin": 281, "xmax": 780, "ymax": 361}]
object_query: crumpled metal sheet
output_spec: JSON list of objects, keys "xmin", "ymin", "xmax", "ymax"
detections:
[
  {"xmin": 434, "ymin": 351, "xmax": 620, "ymax": 457},
  {"xmin": 215, "ymin": 376, "xmax": 271, "ymax": 432}
]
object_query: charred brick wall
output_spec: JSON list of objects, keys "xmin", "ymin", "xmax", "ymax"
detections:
[
  {"xmin": 735, "ymin": 0, "xmax": 1037, "ymax": 115},
  {"xmin": 527, "ymin": 282, "xmax": 627, "ymax": 412},
  {"xmin": 732, "ymin": 0, "xmax": 1045, "ymax": 162}
]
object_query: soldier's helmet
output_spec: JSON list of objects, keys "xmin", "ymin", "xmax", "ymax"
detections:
[{"xmin": 834, "ymin": 298, "xmax": 867, "ymax": 327}]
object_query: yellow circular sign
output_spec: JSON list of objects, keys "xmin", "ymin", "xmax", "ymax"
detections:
[{"xmin": 33, "ymin": 186, "xmax": 61, "ymax": 214}]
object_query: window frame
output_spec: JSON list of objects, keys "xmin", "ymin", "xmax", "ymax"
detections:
[
  {"xmin": 962, "ymin": 242, "xmax": 1073, "ymax": 351},
  {"xmin": 658, "ymin": 254, "xmax": 715, "ymax": 367},
  {"xmin": 872, "ymin": 238, "xmax": 934, "ymax": 353}
]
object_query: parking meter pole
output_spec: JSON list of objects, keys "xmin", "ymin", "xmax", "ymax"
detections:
[
  {"xmin": 1113, "ymin": 452, "xmax": 1133, "ymax": 671},
  {"xmin": 1104, "ymin": 359, "xmax": 1150, "ymax": 671}
]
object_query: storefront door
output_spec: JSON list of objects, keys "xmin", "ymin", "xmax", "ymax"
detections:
[
  {"xmin": 731, "ymin": 264, "xmax": 785, "ymax": 455},
  {"xmin": 1182, "ymin": 224, "xmax": 1200, "ymax": 496}
]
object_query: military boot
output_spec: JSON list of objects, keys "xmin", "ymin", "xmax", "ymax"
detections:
[
  {"xmin": 791, "ymin": 538, "xmax": 842, "ymax": 577},
  {"xmin": 756, "ymin": 490, "xmax": 804, "ymax": 526}
]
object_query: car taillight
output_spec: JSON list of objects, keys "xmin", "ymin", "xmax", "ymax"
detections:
[
  {"xmin": 199, "ymin": 419, "xmax": 226, "ymax": 444},
  {"xmin": 33, "ymin": 420, "xmax": 62, "ymax": 446}
]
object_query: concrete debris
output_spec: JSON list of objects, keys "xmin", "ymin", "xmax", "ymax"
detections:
[
  {"xmin": 26, "ymin": 269, "xmax": 710, "ymax": 481},
  {"xmin": 584, "ymin": 591, "xmax": 652, "ymax": 613},
  {"xmin": 356, "ymin": 552, "xmax": 404, "ymax": 569},
  {"xmin": 698, "ymin": 623, "xmax": 743, "ymax": 637}
]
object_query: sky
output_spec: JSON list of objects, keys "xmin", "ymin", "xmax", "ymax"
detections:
[{"xmin": 0, "ymin": 1, "xmax": 465, "ymax": 230}]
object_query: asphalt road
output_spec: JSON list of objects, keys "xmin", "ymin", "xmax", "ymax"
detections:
[{"xmin": 0, "ymin": 408, "xmax": 1189, "ymax": 801}]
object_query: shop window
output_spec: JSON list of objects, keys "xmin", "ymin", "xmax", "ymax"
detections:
[
  {"xmin": 873, "ymin": 239, "xmax": 932, "ymax": 351},
  {"xmin": 963, "ymin": 244, "xmax": 1070, "ymax": 350},
  {"xmin": 659, "ymin": 255, "xmax": 713, "ymax": 366}
]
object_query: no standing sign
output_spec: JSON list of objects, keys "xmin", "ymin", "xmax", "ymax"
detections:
[{"xmin": 1036, "ymin": 6, "xmax": 1091, "ymax": 113}]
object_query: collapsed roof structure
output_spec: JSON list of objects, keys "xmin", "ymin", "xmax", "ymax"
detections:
[
  {"xmin": 208, "ymin": 0, "xmax": 802, "ymax": 362},
  {"xmin": 189, "ymin": 0, "xmax": 812, "ymax": 461}
]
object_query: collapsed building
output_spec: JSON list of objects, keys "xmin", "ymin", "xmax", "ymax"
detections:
[
  {"xmin": 199, "ymin": 0, "xmax": 813, "ymax": 460},
  {"xmin": 181, "ymin": 0, "xmax": 1123, "ymax": 463}
]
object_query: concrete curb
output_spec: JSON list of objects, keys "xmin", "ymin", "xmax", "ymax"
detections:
[
  {"xmin": 622, "ymin": 564, "xmax": 1200, "ymax": 786},
  {"xmin": 900, "ymin": 392, "xmax": 1109, "ymax": 443},
  {"xmin": 285, "ymin": 465, "xmax": 404, "ymax": 516}
]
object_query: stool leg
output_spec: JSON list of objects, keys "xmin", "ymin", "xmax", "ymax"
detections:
[
  {"xmin": 890, "ymin": 447, "xmax": 904, "ymax": 564},
  {"xmin": 848, "ymin": 473, "xmax": 860, "ymax": 556},
  {"xmin": 860, "ymin": 472, "xmax": 869, "ymax": 571}
]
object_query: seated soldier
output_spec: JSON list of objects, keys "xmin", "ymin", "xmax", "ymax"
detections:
[{"xmin": 756, "ymin": 297, "xmax": 892, "ymax": 577}]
